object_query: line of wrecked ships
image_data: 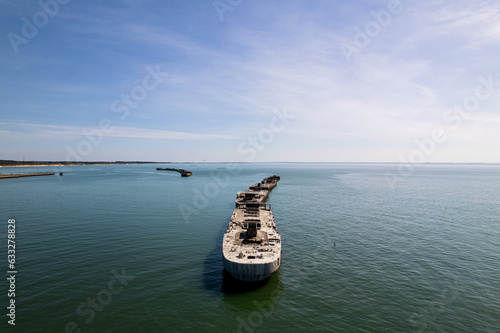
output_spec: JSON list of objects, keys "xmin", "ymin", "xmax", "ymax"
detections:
[{"xmin": 222, "ymin": 175, "xmax": 281, "ymax": 282}]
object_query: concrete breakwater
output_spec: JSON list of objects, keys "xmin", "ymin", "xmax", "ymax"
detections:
[
  {"xmin": 156, "ymin": 167, "xmax": 192, "ymax": 177},
  {"xmin": 0, "ymin": 172, "xmax": 55, "ymax": 179},
  {"xmin": 222, "ymin": 175, "xmax": 281, "ymax": 282}
]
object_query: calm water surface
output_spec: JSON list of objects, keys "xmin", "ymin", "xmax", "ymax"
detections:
[{"xmin": 1, "ymin": 163, "xmax": 499, "ymax": 332}]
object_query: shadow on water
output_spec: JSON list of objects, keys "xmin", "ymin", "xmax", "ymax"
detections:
[
  {"xmin": 221, "ymin": 270, "xmax": 271, "ymax": 294},
  {"xmin": 203, "ymin": 220, "xmax": 273, "ymax": 294}
]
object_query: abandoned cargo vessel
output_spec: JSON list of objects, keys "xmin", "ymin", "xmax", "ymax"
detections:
[
  {"xmin": 222, "ymin": 175, "xmax": 281, "ymax": 282},
  {"xmin": 156, "ymin": 167, "xmax": 192, "ymax": 177}
]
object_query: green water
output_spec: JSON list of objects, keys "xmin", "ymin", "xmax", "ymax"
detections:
[{"xmin": 1, "ymin": 163, "xmax": 499, "ymax": 332}]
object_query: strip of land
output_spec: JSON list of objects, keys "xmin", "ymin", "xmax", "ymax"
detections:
[
  {"xmin": 0, "ymin": 172, "xmax": 55, "ymax": 179},
  {"xmin": 0, "ymin": 160, "xmax": 166, "ymax": 168}
]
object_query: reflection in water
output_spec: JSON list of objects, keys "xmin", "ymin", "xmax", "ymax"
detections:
[{"xmin": 221, "ymin": 269, "xmax": 271, "ymax": 294}]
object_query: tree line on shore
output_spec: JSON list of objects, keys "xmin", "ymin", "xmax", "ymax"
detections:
[{"xmin": 0, "ymin": 160, "xmax": 161, "ymax": 166}]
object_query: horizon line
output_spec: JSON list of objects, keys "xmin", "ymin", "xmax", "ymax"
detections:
[{"xmin": 1, "ymin": 160, "xmax": 500, "ymax": 165}]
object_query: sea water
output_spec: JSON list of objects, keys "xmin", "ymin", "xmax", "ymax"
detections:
[{"xmin": 1, "ymin": 163, "xmax": 499, "ymax": 332}]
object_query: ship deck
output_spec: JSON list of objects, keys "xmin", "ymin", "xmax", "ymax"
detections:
[{"xmin": 222, "ymin": 176, "xmax": 281, "ymax": 281}]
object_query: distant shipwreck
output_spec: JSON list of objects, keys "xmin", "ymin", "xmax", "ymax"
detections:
[
  {"xmin": 156, "ymin": 167, "xmax": 192, "ymax": 177},
  {"xmin": 0, "ymin": 172, "xmax": 55, "ymax": 179}
]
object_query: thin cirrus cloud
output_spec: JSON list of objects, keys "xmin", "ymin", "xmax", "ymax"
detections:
[{"xmin": 0, "ymin": 123, "xmax": 237, "ymax": 141}]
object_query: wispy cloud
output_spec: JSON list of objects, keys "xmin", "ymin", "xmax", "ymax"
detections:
[
  {"xmin": 1, "ymin": 0, "xmax": 499, "ymax": 161},
  {"xmin": 0, "ymin": 123, "xmax": 238, "ymax": 141}
]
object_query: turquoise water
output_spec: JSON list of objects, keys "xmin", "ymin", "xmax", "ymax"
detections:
[{"xmin": 1, "ymin": 163, "xmax": 499, "ymax": 332}]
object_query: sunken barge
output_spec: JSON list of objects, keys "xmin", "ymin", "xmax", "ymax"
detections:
[
  {"xmin": 222, "ymin": 175, "xmax": 281, "ymax": 282},
  {"xmin": 0, "ymin": 172, "xmax": 55, "ymax": 179},
  {"xmin": 156, "ymin": 167, "xmax": 192, "ymax": 177}
]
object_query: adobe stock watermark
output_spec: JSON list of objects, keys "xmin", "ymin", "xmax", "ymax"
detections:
[
  {"xmin": 386, "ymin": 75, "xmax": 500, "ymax": 188},
  {"xmin": 339, "ymin": 0, "xmax": 404, "ymax": 63},
  {"xmin": 64, "ymin": 64, "xmax": 168, "ymax": 162},
  {"xmin": 283, "ymin": 233, "xmax": 342, "ymax": 296},
  {"xmin": 58, "ymin": 267, "xmax": 135, "ymax": 333},
  {"xmin": 236, "ymin": 233, "xmax": 340, "ymax": 332},
  {"xmin": 237, "ymin": 107, "xmax": 296, "ymax": 161},
  {"xmin": 213, "ymin": 0, "xmax": 243, "ymax": 22},
  {"xmin": 178, "ymin": 107, "xmax": 296, "ymax": 224},
  {"xmin": 7, "ymin": 0, "xmax": 71, "ymax": 54},
  {"xmin": 236, "ymin": 289, "xmax": 282, "ymax": 333},
  {"xmin": 408, "ymin": 278, "xmax": 462, "ymax": 332}
]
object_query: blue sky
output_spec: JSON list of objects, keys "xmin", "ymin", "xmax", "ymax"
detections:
[{"xmin": 1, "ymin": 0, "xmax": 499, "ymax": 162}]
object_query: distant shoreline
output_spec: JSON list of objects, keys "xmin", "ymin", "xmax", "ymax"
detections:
[
  {"xmin": 1, "ymin": 160, "xmax": 498, "ymax": 168},
  {"xmin": 0, "ymin": 161, "xmax": 164, "ymax": 168}
]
